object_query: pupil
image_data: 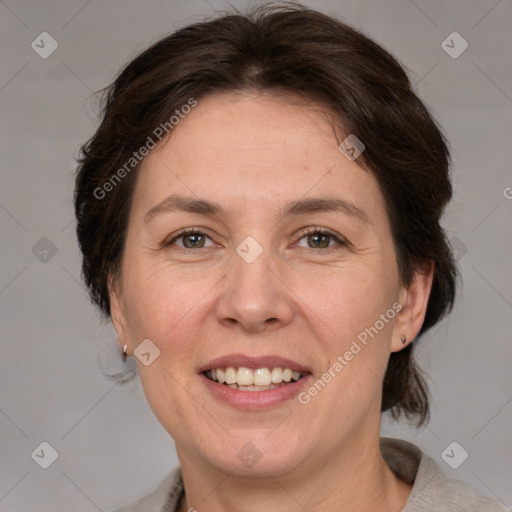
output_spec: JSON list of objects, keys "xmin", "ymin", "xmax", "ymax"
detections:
[
  {"xmin": 185, "ymin": 233, "xmax": 204, "ymax": 248},
  {"xmin": 309, "ymin": 233, "xmax": 329, "ymax": 248}
]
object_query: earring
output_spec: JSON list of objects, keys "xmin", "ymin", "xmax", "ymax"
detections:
[
  {"xmin": 122, "ymin": 345, "xmax": 128, "ymax": 362},
  {"xmin": 401, "ymin": 335, "xmax": 407, "ymax": 345}
]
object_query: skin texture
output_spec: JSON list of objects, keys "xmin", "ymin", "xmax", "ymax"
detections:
[{"xmin": 110, "ymin": 91, "xmax": 434, "ymax": 511}]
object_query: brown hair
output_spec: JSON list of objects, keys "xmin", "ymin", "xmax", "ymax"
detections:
[{"xmin": 74, "ymin": 2, "xmax": 460, "ymax": 426}]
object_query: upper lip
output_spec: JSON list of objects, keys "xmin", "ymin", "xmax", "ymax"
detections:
[{"xmin": 198, "ymin": 353, "xmax": 312, "ymax": 373}]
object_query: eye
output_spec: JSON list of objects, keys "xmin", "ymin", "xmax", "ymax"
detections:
[
  {"xmin": 165, "ymin": 227, "xmax": 348, "ymax": 251},
  {"xmin": 296, "ymin": 228, "xmax": 347, "ymax": 249},
  {"xmin": 166, "ymin": 229, "xmax": 215, "ymax": 249}
]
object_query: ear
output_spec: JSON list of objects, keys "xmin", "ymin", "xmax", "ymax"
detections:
[
  {"xmin": 391, "ymin": 260, "xmax": 434, "ymax": 353},
  {"xmin": 108, "ymin": 272, "xmax": 131, "ymax": 353}
]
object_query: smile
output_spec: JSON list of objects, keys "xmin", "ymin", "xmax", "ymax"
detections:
[
  {"xmin": 204, "ymin": 366, "xmax": 303, "ymax": 391},
  {"xmin": 198, "ymin": 354, "xmax": 312, "ymax": 410}
]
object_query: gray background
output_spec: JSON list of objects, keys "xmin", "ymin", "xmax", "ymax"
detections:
[{"xmin": 1, "ymin": 0, "xmax": 511, "ymax": 510}]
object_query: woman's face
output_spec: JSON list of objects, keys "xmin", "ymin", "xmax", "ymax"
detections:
[{"xmin": 110, "ymin": 92, "xmax": 431, "ymax": 477}]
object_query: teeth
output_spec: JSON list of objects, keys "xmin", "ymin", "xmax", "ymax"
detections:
[
  {"xmin": 225, "ymin": 367, "xmax": 237, "ymax": 384},
  {"xmin": 271, "ymin": 367, "xmax": 283, "ymax": 383},
  {"xmin": 253, "ymin": 368, "xmax": 271, "ymax": 386},
  {"xmin": 207, "ymin": 366, "xmax": 303, "ymax": 387},
  {"xmin": 237, "ymin": 367, "xmax": 253, "ymax": 386}
]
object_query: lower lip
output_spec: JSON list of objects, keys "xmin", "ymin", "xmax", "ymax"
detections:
[{"xmin": 199, "ymin": 373, "xmax": 311, "ymax": 410}]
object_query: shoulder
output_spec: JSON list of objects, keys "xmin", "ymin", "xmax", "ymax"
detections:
[
  {"xmin": 106, "ymin": 467, "xmax": 183, "ymax": 512},
  {"xmin": 433, "ymin": 476, "xmax": 510, "ymax": 512},
  {"xmin": 380, "ymin": 437, "xmax": 509, "ymax": 512}
]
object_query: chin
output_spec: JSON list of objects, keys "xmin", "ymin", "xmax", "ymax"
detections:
[{"xmin": 201, "ymin": 434, "xmax": 310, "ymax": 478}]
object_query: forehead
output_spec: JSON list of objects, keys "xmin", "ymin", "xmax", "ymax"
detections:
[{"xmin": 133, "ymin": 92, "xmax": 387, "ymax": 225}]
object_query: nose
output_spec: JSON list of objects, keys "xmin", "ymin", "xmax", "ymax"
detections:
[{"xmin": 216, "ymin": 242, "xmax": 294, "ymax": 333}]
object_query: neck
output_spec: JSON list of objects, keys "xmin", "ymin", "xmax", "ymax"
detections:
[{"xmin": 176, "ymin": 434, "xmax": 412, "ymax": 512}]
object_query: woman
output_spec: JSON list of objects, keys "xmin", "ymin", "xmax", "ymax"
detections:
[{"xmin": 74, "ymin": 4, "xmax": 508, "ymax": 511}]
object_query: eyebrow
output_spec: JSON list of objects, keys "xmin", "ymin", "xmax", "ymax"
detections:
[{"xmin": 143, "ymin": 193, "xmax": 370, "ymax": 225}]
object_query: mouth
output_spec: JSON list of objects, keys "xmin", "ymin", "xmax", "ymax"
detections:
[
  {"xmin": 203, "ymin": 366, "xmax": 305, "ymax": 391},
  {"xmin": 198, "ymin": 354, "xmax": 312, "ymax": 409}
]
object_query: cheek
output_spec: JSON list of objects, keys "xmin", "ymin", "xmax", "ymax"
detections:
[
  {"xmin": 295, "ymin": 260, "xmax": 397, "ymax": 344},
  {"xmin": 120, "ymin": 260, "xmax": 222, "ymax": 353},
  {"xmin": 292, "ymin": 262, "xmax": 397, "ymax": 405}
]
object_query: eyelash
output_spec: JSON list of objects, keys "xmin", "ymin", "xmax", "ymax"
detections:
[{"xmin": 165, "ymin": 227, "xmax": 348, "ymax": 251}]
